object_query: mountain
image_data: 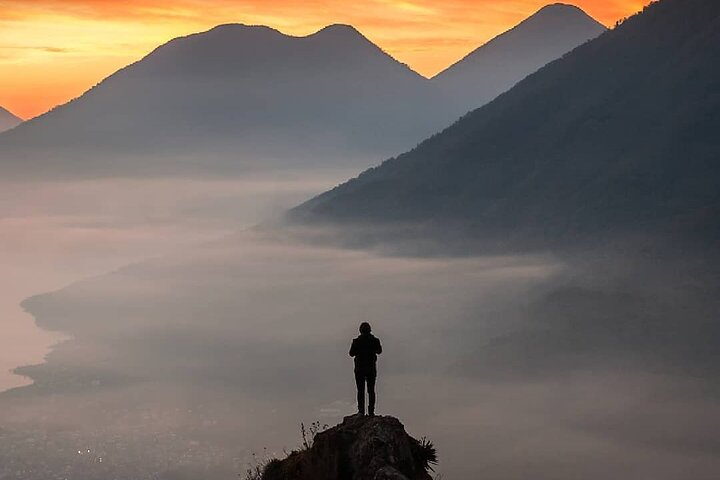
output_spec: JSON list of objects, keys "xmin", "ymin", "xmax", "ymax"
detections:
[
  {"xmin": 0, "ymin": 24, "xmax": 456, "ymax": 178},
  {"xmin": 0, "ymin": 106, "xmax": 21, "ymax": 133},
  {"xmin": 434, "ymin": 3, "xmax": 606, "ymax": 113},
  {"xmin": 0, "ymin": 8, "xmax": 606, "ymax": 179},
  {"xmin": 292, "ymin": 0, "xmax": 720, "ymax": 250}
]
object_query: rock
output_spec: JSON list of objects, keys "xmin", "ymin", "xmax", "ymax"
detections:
[{"xmin": 261, "ymin": 415, "xmax": 436, "ymax": 480}]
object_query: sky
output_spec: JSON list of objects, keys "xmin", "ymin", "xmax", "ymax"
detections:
[{"xmin": 0, "ymin": 0, "xmax": 647, "ymax": 120}]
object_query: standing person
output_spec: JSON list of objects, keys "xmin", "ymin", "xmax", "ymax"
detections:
[{"xmin": 349, "ymin": 322, "xmax": 382, "ymax": 416}]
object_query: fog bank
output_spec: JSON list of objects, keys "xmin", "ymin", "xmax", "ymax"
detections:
[{"xmin": 2, "ymin": 228, "xmax": 718, "ymax": 479}]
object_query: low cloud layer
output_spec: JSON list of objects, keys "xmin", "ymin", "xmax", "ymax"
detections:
[
  {"xmin": 2, "ymin": 226, "xmax": 719, "ymax": 479},
  {"xmin": 0, "ymin": 173, "xmax": 349, "ymax": 390}
]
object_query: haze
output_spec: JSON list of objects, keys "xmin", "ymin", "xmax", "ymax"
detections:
[
  {"xmin": 1, "ymin": 0, "xmax": 718, "ymax": 479},
  {"xmin": 0, "ymin": 171, "xmax": 352, "ymax": 390},
  {"xmin": 2, "ymin": 226, "xmax": 719, "ymax": 479}
]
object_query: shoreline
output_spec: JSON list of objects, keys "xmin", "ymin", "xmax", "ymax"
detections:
[{"xmin": 0, "ymin": 297, "xmax": 65, "ymax": 393}]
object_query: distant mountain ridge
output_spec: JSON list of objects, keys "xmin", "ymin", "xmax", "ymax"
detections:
[
  {"xmin": 0, "ymin": 23, "xmax": 455, "ymax": 177},
  {"xmin": 0, "ymin": 6, "xmax": 606, "ymax": 178},
  {"xmin": 434, "ymin": 3, "xmax": 606, "ymax": 112},
  {"xmin": 0, "ymin": 106, "xmax": 21, "ymax": 133},
  {"xmin": 292, "ymin": 0, "xmax": 720, "ymax": 250}
]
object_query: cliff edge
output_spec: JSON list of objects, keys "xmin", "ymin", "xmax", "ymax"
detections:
[{"xmin": 261, "ymin": 415, "xmax": 437, "ymax": 480}]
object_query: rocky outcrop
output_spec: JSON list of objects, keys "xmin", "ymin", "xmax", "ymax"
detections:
[{"xmin": 261, "ymin": 415, "xmax": 436, "ymax": 480}]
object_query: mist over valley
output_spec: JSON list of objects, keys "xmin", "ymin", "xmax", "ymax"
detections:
[{"xmin": 1, "ymin": 1, "xmax": 719, "ymax": 479}]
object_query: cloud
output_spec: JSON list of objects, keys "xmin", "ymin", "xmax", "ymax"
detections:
[
  {"xmin": 0, "ymin": 45, "xmax": 70, "ymax": 53},
  {"xmin": 454, "ymin": 252, "xmax": 720, "ymax": 381},
  {"xmin": 5, "ymin": 225, "xmax": 720, "ymax": 478}
]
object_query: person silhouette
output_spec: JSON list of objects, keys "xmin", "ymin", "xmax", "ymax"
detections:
[{"xmin": 349, "ymin": 322, "xmax": 382, "ymax": 416}]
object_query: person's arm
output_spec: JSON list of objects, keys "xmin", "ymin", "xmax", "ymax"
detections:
[
  {"xmin": 349, "ymin": 339, "xmax": 357, "ymax": 357},
  {"xmin": 375, "ymin": 338, "xmax": 382, "ymax": 355}
]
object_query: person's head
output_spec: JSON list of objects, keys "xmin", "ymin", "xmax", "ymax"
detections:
[{"xmin": 359, "ymin": 322, "xmax": 372, "ymax": 335}]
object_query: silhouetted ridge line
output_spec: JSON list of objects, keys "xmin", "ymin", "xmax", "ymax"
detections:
[
  {"xmin": 291, "ymin": 0, "xmax": 720, "ymax": 251},
  {"xmin": 432, "ymin": 3, "xmax": 606, "ymax": 111},
  {"xmin": 0, "ymin": 22, "xmax": 454, "ymax": 177},
  {"xmin": 0, "ymin": 7, "xmax": 607, "ymax": 178},
  {"xmin": 0, "ymin": 106, "xmax": 22, "ymax": 133}
]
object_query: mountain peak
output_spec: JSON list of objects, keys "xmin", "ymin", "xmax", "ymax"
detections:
[
  {"xmin": 310, "ymin": 23, "xmax": 377, "ymax": 49},
  {"xmin": 537, "ymin": 3, "xmax": 589, "ymax": 13},
  {"xmin": 156, "ymin": 22, "xmax": 377, "ymax": 58},
  {"xmin": 203, "ymin": 22, "xmax": 367, "ymax": 42},
  {"xmin": 314, "ymin": 23, "xmax": 363, "ymax": 37},
  {"xmin": 529, "ymin": 3, "xmax": 605, "ymax": 25},
  {"xmin": 200, "ymin": 22, "xmax": 287, "ymax": 39},
  {"xmin": 432, "ymin": 2, "xmax": 606, "ymax": 110},
  {"xmin": 209, "ymin": 22, "xmax": 276, "ymax": 32}
]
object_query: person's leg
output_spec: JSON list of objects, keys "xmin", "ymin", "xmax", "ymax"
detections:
[
  {"xmin": 367, "ymin": 371, "xmax": 377, "ymax": 416},
  {"xmin": 354, "ymin": 370, "xmax": 365, "ymax": 415}
]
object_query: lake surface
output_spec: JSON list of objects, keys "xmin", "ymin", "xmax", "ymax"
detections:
[{"xmin": 0, "ymin": 173, "xmax": 351, "ymax": 391}]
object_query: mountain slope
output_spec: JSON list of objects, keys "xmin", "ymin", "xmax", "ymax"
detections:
[
  {"xmin": 0, "ymin": 24, "xmax": 455, "ymax": 177},
  {"xmin": 293, "ymin": 0, "xmax": 720, "ymax": 249},
  {"xmin": 0, "ymin": 106, "xmax": 21, "ymax": 133},
  {"xmin": 434, "ymin": 3, "xmax": 606, "ymax": 113}
]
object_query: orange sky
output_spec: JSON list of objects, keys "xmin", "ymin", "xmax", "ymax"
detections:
[{"xmin": 0, "ymin": 0, "xmax": 647, "ymax": 119}]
